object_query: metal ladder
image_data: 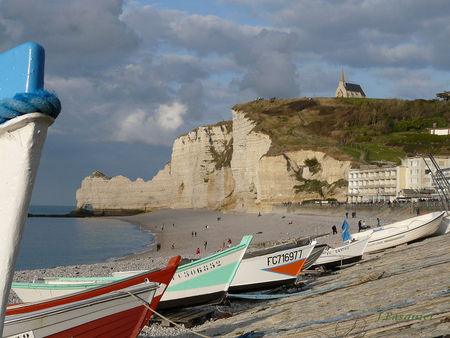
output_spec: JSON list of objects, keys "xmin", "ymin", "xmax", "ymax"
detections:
[{"xmin": 423, "ymin": 154, "xmax": 450, "ymax": 212}]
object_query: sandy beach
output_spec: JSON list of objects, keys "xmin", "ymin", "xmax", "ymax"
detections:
[
  {"xmin": 10, "ymin": 205, "xmax": 448, "ymax": 337},
  {"xmin": 115, "ymin": 206, "xmax": 405, "ymax": 261}
]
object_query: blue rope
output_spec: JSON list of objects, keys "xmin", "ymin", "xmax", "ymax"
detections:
[{"xmin": 0, "ymin": 89, "xmax": 61, "ymax": 124}]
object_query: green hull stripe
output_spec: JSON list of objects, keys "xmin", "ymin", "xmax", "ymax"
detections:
[
  {"xmin": 11, "ymin": 282, "xmax": 105, "ymax": 290},
  {"xmin": 176, "ymin": 235, "xmax": 252, "ymax": 273},
  {"xmin": 168, "ymin": 263, "xmax": 237, "ymax": 292}
]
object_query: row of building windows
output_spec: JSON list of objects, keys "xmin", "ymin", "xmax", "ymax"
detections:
[
  {"xmin": 349, "ymin": 170, "xmax": 396, "ymax": 179},
  {"xmin": 348, "ymin": 179, "xmax": 396, "ymax": 187}
]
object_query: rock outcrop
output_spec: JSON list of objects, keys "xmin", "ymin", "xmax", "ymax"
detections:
[{"xmin": 76, "ymin": 111, "xmax": 352, "ymax": 214}]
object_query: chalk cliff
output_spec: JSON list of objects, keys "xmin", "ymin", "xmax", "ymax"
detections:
[{"xmin": 76, "ymin": 109, "xmax": 352, "ymax": 214}]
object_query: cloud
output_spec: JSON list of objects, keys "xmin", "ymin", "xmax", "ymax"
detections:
[
  {"xmin": 0, "ymin": 0, "xmax": 140, "ymax": 76},
  {"xmin": 113, "ymin": 101, "xmax": 187, "ymax": 145},
  {"xmin": 222, "ymin": 0, "xmax": 450, "ymax": 71},
  {"xmin": 156, "ymin": 101, "xmax": 188, "ymax": 130}
]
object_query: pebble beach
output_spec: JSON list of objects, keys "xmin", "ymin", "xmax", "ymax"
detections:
[{"xmin": 10, "ymin": 206, "xmax": 449, "ymax": 337}]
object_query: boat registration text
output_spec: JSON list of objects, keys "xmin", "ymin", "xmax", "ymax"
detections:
[
  {"xmin": 173, "ymin": 260, "xmax": 222, "ymax": 281},
  {"xmin": 267, "ymin": 250, "xmax": 302, "ymax": 266}
]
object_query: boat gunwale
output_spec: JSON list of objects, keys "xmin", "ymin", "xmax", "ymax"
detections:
[
  {"xmin": 175, "ymin": 235, "xmax": 252, "ymax": 272},
  {"xmin": 365, "ymin": 211, "xmax": 444, "ymax": 244}
]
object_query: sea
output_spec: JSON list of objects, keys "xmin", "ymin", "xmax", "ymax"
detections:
[{"xmin": 15, "ymin": 205, "xmax": 155, "ymax": 271}]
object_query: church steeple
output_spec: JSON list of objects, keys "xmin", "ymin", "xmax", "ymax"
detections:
[{"xmin": 341, "ymin": 69, "xmax": 345, "ymax": 83}]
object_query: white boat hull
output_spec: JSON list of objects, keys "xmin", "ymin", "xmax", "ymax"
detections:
[
  {"xmin": 0, "ymin": 113, "xmax": 54, "ymax": 328},
  {"xmin": 352, "ymin": 211, "xmax": 445, "ymax": 253},
  {"xmin": 229, "ymin": 241, "xmax": 316, "ymax": 293},
  {"xmin": 313, "ymin": 237, "xmax": 369, "ymax": 268}
]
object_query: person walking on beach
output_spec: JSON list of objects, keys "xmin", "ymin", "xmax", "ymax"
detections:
[
  {"xmin": 377, "ymin": 217, "xmax": 381, "ymax": 226},
  {"xmin": 332, "ymin": 225, "xmax": 337, "ymax": 234},
  {"xmin": 345, "ymin": 212, "xmax": 348, "ymax": 218},
  {"xmin": 196, "ymin": 248, "xmax": 200, "ymax": 255},
  {"xmin": 156, "ymin": 243, "xmax": 161, "ymax": 251},
  {"xmin": 358, "ymin": 220, "xmax": 362, "ymax": 232},
  {"xmin": 204, "ymin": 241, "xmax": 207, "ymax": 250},
  {"xmin": 171, "ymin": 243, "xmax": 175, "ymax": 249}
]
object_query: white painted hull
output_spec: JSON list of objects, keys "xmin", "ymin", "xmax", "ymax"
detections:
[
  {"xmin": 4, "ymin": 283, "xmax": 158, "ymax": 337},
  {"xmin": 0, "ymin": 113, "xmax": 54, "ymax": 328},
  {"xmin": 229, "ymin": 241, "xmax": 316, "ymax": 293},
  {"xmin": 351, "ymin": 211, "xmax": 445, "ymax": 253},
  {"xmin": 313, "ymin": 237, "xmax": 369, "ymax": 267}
]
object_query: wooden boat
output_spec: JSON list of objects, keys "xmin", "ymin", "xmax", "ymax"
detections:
[
  {"xmin": 12, "ymin": 236, "xmax": 253, "ymax": 310},
  {"xmin": 142, "ymin": 235, "xmax": 252, "ymax": 310},
  {"xmin": 228, "ymin": 240, "xmax": 316, "ymax": 293},
  {"xmin": 0, "ymin": 42, "xmax": 61, "ymax": 333},
  {"xmin": 309, "ymin": 237, "xmax": 369, "ymax": 270},
  {"xmin": 351, "ymin": 211, "xmax": 445, "ymax": 253},
  {"xmin": 4, "ymin": 256, "xmax": 180, "ymax": 337}
]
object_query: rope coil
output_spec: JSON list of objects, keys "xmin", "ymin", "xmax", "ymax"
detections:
[{"xmin": 0, "ymin": 89, "xmax": 61, "ymax": 124}]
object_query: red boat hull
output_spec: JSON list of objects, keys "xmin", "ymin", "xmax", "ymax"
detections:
[{"xmin": 5, "ymin": 256, "xmax": 181, "ymax": 337}]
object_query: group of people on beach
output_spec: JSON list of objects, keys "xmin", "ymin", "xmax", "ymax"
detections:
[{"xmin": 331, "ymin": 215, "xmax": 381, "ymax": 235}]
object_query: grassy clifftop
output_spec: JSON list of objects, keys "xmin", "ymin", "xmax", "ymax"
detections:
[{"xmin": 233, "ymin": 97, "xmax": 450, "ymax": 166}]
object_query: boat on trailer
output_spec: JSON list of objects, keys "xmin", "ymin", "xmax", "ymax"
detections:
[
  {"xmin": 4, "ymin": 256, "xmax": 180, "ymax": 337},
  {"xmin": 351, "ymin": 211, "xmax": 445, "ymax": 253},
  {"xmin": 12, "ymin": 236, "xmax": 253, "ymax": 311},
  {"xmin": 228, "ymin": 240, "xmax": 316, "ymax": 293}
]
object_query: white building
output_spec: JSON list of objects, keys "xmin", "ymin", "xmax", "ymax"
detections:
[
  {"xmin": 347, "ymin": 156, "xmax": 450, "ymax": 202},
  {"xmin": 347, "ymin": 166, "xmax": 398, "ymax": 203}
]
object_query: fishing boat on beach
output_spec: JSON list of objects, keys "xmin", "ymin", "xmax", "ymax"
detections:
[
  {"xmin": 13, "ymin": 236, "xmax": 253, "ymax": 311},
  {"xmin": 351, "ymin": 211, "xmax": 445, "ymax": 253},
  {"xmin": 309, "ymin": 237, "xmax": 369, "ymax": 270},
  {"xmin": 0, "ymin": 42, "xmax": 61, "ymax": 334},
  {"xmin": 5, "ymin": 256, "xmax": 180, "ymax": 337},
  {"xmin": 228, "ymin": 239, "xmax": 316, "ymax": 293}
]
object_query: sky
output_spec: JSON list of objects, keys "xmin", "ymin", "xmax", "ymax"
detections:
[{"xmin": 0, "ymin": 0, "xmax": 449, "ymax": 206}]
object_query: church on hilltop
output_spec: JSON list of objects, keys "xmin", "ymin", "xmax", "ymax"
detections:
[{"xmin": 335, "ymin": 70, "xmax": 366, "ymax": 98}]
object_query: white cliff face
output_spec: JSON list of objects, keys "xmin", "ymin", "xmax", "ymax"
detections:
[
  {"xmin": 258, "ymin": 151, "xmax": 352, "ymax": 205},
  {"xmin": 231, "ymin": 110, "xmax": 271, "ymax": 211},
  {"xmin": 76, "ymin": 123, "xmax": 234, "ymax": 213},
  {"xmin": 76, "ymin": 112, "xmax": 351, "ymax": 213},
  {"xmin": 169, "ymin": 125, "xmax": 234, "ymax": 209}
]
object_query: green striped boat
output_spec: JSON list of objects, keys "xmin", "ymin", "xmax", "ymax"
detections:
[{"xmin": 12, "ymin": 235, "xmax": 253, "ymax": 310}]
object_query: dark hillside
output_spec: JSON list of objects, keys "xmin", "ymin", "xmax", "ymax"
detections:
[{"xmin": 233, "ymin": 97, "xmax": 450, "ymax": 166}]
